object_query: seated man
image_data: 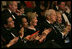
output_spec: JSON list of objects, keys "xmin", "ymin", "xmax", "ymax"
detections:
[
  {"xmin": 1, "ymin": 13, "xmax": 23, "ymax": 48},
  {"xmin": 2, "ymin": 1, "xmax": 18, "ymax": 20},
  {"xmin": 37, "ymin": 9, "xmax": 62, "ymax": 48}
]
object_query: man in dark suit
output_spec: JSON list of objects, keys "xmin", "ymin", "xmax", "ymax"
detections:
[
  {"xmin": 1, "ymin": 1, "xmax": 22, "ymax": 31},
  {"xmin": 1, "ymin": 13, "xmax": 19, "ymax": 48},
  {"xmin": 37, "ymin": 9, "xmax": 62, "ymax": 48},
  {"xmin": 1, "ymin": 13, "xmax": 24, "ymax": 48},
  {"xmin": 2, "ymin": 1, "xmax": 18, "ymax": 20}
]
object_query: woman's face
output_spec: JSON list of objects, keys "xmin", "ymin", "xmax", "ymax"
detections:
[
  {"xmin": 57, "ymin": 14, "xmax": 62, "ymax": 24},
  {"xmin": 31, "ymin": 17, "xmax": 38, "ymax": 26},
  {"xmin": 22, "ymin": 18, "xmax": 28, "ymax": 28},
  {"xmin": 5, "ymin": 17, "xmax": 15, "ymax": 29}
]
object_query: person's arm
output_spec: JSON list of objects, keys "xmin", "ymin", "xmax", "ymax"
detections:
[
  {"xmin": 35, "ymin": 36, "xmax": 41, "ymax": 40},
  {"xmin": 6, "ymin": 37, "xmax": 19, "ymax": 48},
  {"xmin": 61, "ymin": 25, "xmax": 71, "ymax": 38},
  {"xmin": 15, "ymin": 10, "xmax": 22, "ymax": 16},
  {"xmin": 19, "ymin": 27, "xmax": 24, "ymax": 39},
  {"xmin": 25, "ymin": 35, "xmax": 31, "ymax": 41},
  {"xmin": 39, "ymin": 28, "xmax": 52, "ymax": 43},
  {"xmin": 25, "ymin": 33, "xmax": 39, "ymax": 41},
  {"xmin": 62, "ymin": 13, "xmax": 71, "ymax": 25}
]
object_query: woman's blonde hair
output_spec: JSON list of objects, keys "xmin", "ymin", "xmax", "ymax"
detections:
[
  {"xmin": 29, "ymin": 12, "xmax": 37, "ymax": 22},
  {"xmin": 56, "ymin": 11, "xmax": 61, "ymax": 15},
  {"xmin": 56, "ymin": 11, "xmax": 62, "ymax": 18}
]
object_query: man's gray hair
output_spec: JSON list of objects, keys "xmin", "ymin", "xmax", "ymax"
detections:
[
  {"xmin": 45, "ymin": 9, "xmax": 56, "ymax": 18},
  {"xmin": 7, "ymin": 1, "xmax": 13, "ymax": 6},
  {"xmin": 7, "ymin": 1, "xmax": 18, "ymax": 6}
]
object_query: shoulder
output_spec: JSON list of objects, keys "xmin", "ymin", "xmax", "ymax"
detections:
[
  {"xmin": 1, "ymin": 27, "xmax": 7, "ymax": 35},
  {"xmin": 43, "ymin": 20, "xmax": 52, "ymax": 28},
  {"xmin": 2, "ymin": 9, "xmax": 9, "ymax": 13}
]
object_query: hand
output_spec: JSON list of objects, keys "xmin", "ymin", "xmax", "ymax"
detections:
[
  {"xmin": 35, "ymin": 36, "xmax": 40, "ymax": 40},
  {"xmin": 64, "ymin": 25, "xmax": 71, "ymax": 33},
  {"xmin": 39, "ymin": 35, "xmax": 46, "ymax": 43},
  {"xmin": 6, "ymin": 37, "xmax": 19, "ymax": 48},
  {"xmin": 15, "ymin": 10, "xmax": 23, "ymax": 16},
  {"xmin": 66, "ymin": 25, "xmax": 71, "ymax": 32},
  {"xmin": 25, "ymin": 35, "xmax": 31, "ymax": 40},
  {"xmin": 43, "ymin": 28, "xmax": 52, "ymax": 35},
  {"xmin": 63, "ymin": 25, "xmax": 71, "ymax": 35},
  {"xmin": 19, "ymin": 27, "xmax": 24, "ymax": 38},
  {"xmin": 25, "ymin": 35, "xmax": 34, "ymax": 41}
]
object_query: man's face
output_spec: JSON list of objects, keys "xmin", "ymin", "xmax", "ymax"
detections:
[
  {"xmin": 11, "ymin": 1, "xmax": 18, "ymax": 12},
  {"xmin": 51, "ymin": 11, "xmax": 56, "ymax": 22},
  {"xmin": 59, "ymin": 2, "xmax": 66, "ymax": 10},
  {"xmin": 6, "ymin": 17, "xmax": 15, "ymax": 28}
]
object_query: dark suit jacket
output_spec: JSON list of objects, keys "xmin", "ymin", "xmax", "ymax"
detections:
[
  {"xmin": 1, "ymin": 27, "xmax": 19, "ymax": 47},
  {"xmin": 38, "ymin": 20, "xmax": 57, "ymax": 41},
  {"xmin": 2, "ymin": 9, "xmax": 21, "ymax": 31},
  {"xmin": 2, "ymin": 9, "xmax": 17, "ymax": 20}
]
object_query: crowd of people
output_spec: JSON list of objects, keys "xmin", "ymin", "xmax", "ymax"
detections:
[{"xmin": 1, "ymin": 1, "xmax": 71, "ymax": 48}]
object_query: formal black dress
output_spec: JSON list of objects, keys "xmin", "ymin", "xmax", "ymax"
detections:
[{"xmin": 23, "ymin": 27, "xmax": 41, "ymax": 48}]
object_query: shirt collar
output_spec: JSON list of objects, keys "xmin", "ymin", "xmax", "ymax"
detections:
[
  {"xmin": 8, "ymin": 9, "xmax": 12, "ymax": 13},
  {"xmin": 46, "ymin": 20, "xmax": 51, "ymax": 24}
]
